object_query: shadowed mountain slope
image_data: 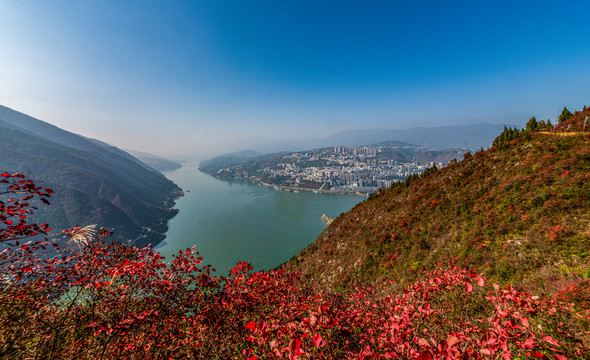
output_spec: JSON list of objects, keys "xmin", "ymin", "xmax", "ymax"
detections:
[{"xmin": 0, "ymin": 105, "xmax": 181, "ymax": 245}]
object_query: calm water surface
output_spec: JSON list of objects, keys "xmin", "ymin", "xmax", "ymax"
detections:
[{"xmin": 156, "ymin": 162, "xmax": 364, "ymax": 274}]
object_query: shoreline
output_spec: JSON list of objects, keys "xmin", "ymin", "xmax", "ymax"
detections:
[
  {"xmin": 137, "ymin": 186, "xmax": 185, "ymax": 248},
  {"xmin": 213, "ymin": 174, "xmax": 370, "ymax": 197}
]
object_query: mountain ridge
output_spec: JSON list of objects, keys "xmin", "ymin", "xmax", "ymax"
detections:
[
  {"xmin": 124, "ymin": 149, "xmax": 182, "ymax": 172},
  {"xmin": 323, "ymin": 123, "xmax": 514, "ymax": 150}
]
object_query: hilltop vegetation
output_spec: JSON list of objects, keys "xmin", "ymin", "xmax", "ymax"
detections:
[{"xmin": 285, "ymin": 107, "xmax": 590, "ymax": 299}]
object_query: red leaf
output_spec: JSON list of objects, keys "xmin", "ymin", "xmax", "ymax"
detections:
[
  {"xmin": 246, "ymin": 321, "xmax": 256, "ymax": 330},
  {"xmin": 447, "ymin": 335, "xmax": 460, "ymax": 347},
  {"xmin": 417, "ymin": 350, "xmax": 433, "ymax": 360},
  {"xmin": 417, "ymin": 338, "xmax": 430, "ymax": 347},
  {"xmin": 543, "ymin": 336, "xmax": 559, "ymax": 346}
]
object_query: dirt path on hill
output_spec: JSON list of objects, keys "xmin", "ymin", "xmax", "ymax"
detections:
[{"xmin": 539, "ymin": 131, "xmax": 588, "ymax": 136}]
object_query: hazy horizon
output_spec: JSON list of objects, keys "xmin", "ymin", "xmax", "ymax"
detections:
[{"xmin": 1, "ymin": 1, "xmax": 589, "ymax": 157}]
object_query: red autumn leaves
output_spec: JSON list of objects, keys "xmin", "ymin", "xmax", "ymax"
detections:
[{"xmin": 1, "ymin": 174, "xmax": 589, "ymax": 359}]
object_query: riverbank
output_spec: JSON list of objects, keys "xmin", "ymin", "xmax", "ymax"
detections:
[
  {"xmin": 212, "ymin": 174, "xmax": 370, "ymax": 197},
  {"xmin": 256, "ymin": 178, "xmax": 369, "ymax": 196},
  {"xmin": 136, "ymin": 187, "xmax": 184, "ymax": 247}
]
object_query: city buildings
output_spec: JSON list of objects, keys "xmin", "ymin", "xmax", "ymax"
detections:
[{"xmin": 212, "ymin": 143, "xmax": 457, "ymax": 195}]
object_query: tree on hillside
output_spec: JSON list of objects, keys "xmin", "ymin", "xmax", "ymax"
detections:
[
  {"xmin": 558, "ymin": 106, "xmax": 573, "ymax": 123},
  {"xmin": 525, "ymin": 116, "xmax": 538, "ymax": 131}
]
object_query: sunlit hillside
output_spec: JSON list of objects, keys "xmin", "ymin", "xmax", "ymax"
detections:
[{"xmin": 286, "ymin": 107, "xmax": 590, "ymax": 300}]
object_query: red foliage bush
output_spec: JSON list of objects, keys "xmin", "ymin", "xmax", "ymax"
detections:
[
  {"xmin": 554, "ymin": 279, "xmax": 590, "ymax": 310},
  {"xmin": 549, "ymin": 225, "xmax": 571, "ymax": 242},
  {"xmin": 0, "ymin": 172, "xmax": 52, "ymax": 241},
  {"xmin": 1, "ymin": 174, "xmax": 589, "ymax": 359}
]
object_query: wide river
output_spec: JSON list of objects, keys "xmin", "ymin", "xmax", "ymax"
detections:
[{"xmin": 156, "ymin": 162, "xmax": 364, "ymax": 274}]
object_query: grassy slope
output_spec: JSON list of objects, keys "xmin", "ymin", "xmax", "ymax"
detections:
[{"xmin": 286, "ymin": 108, "xmax": 590, "ymax": 297}]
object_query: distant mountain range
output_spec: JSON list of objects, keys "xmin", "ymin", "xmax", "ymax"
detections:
[
  {"xmin": 125, "ymin": 149, "xmax": 182, "ymax": 172},
  {"xmin": 0, "ymin": 105, "xmax": 182, "ymax": 246},
  {"xmin": 322, "ymin": 123, "xmax": 515, "ymax": 150},
  {"xmin": 195, "ymin": 123, "xmax": 514, "ymax": 160}
]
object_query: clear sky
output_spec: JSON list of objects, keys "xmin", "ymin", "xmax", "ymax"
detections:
[{"xmin": 1, "ymin": 0, "xmax": 589, "ymax": 157}]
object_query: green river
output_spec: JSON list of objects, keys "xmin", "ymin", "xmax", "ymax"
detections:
[{"xmin": 156, "ymin": 162, "xmax": 364, "ymax": 274}]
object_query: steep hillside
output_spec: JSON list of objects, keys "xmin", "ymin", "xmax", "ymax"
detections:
[
  {"xmin": 554, "ymin": 106, "xmax": 589, "ymax": 132},
  {"xmin": 286, "ymin": 108, "xmax": 590, "ymax": 296},
  {"xmin": 0, "ymin": 106, "xmax": 182, "ymax": 245}
]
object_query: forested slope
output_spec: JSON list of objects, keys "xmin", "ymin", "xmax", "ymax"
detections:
[{"xmin": 286, "ymin": 108, "xmax": 590, "ymax": 297}]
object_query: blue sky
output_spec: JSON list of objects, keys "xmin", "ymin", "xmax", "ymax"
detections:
[{"xmin": 1, "ymin": 0, "xmax": 589, "ymax": 156}]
